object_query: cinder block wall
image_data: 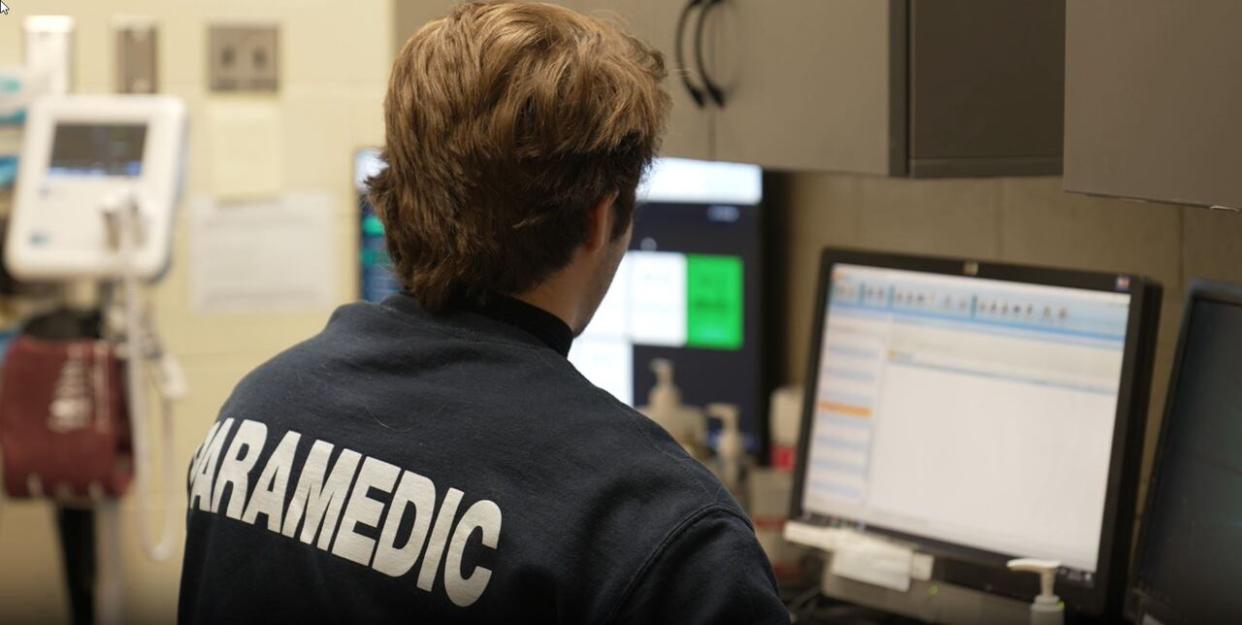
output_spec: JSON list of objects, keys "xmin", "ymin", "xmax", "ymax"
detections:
[{"xmin": 0, "ymin": 2, "xmax": 390, "ymax": 622}]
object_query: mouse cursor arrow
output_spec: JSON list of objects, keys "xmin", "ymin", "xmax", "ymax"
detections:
[{"xmin": 0, "ymin": 2, "xmax": 9, "ymax": 15}]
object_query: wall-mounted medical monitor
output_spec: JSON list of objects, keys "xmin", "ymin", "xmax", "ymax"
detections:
[
  {"xmin": 1129, "ymin": 282, "xmax": 1242, "ymax": 625},
  {"xmin": 788, "ymin": 248, "xmax": 1160, "ymax": 619},
  {"xmin": 4, "ymin": 95, "xmax": 186, "ymax": 281}
]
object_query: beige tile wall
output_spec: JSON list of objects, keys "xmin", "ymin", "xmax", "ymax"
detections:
[
  {"xmin": 780, "ymin": 172, "xmax": 1242, "ymax": 525},
  {"xmin": 0, "ymin": 1, "xmax": 390, "ymax": 622}
]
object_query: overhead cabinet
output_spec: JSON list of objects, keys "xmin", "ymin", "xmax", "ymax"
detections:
[
  {"xmin": 576, "ymin": 0, "xmax": 714, "ymax": 160},
  {"xmin": 710, "ymin": 0, "xmax": 904, "ymax": 174},
  {"xmin": 903, "ymin": 0, "xmax": 1065, "ymax": 177},
  {"xmin": 394, "ymin": 1, "xmax": 1065, "ymax": 177},
  {"xmin": 597, "ymin": 0, "xmax": 1066, "ymax": 176},
  {"xmin": 1064, "ymin": 0, "xmax": 1242, "ymax": 209}
]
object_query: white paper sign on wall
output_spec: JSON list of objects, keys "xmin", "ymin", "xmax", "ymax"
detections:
[{"xmin": 189, "ymin": 192, "xmax": 337, "ymax": 314}]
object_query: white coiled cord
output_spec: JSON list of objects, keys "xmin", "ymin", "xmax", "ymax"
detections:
[{"xmin": 108, "ymin": 192, "xmax": 183, "ymax": 562}]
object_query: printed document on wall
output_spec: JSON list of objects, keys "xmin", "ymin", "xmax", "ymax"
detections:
[{"xmin": 190, "ymin": 192, "xmax": 337, "ymax": 314}]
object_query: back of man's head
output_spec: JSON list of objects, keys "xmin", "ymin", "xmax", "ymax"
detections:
[{"xmin": 369, "ymin": 1, "xmax": 671, "ymax": 312}]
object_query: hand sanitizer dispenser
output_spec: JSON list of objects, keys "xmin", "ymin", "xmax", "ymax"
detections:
[
  {"xmin": 639, "ymin": 359, "xmax": 705, "ymax": 457},
  {"xmin": 1007, "ymin": 558, "xmax": 1064, "ymax": 625}
]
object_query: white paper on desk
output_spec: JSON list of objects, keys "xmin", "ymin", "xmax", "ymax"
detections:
[
  {"xmin": 189, "ymin": 192, "xmax": 336, "ymax": 314},
  {"xmin": 829, "ymin": 530, "xmax": 915, "ymax": 592}
]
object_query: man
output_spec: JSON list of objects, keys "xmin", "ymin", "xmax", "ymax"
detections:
[{"xmin": 179, "ymin": 2, "xmax": 789, "ymax": 623}]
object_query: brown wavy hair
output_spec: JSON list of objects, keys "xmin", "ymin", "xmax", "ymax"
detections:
[{"xmin": 367, "ymin": 1, "xmax": 671, "ymax": 311}]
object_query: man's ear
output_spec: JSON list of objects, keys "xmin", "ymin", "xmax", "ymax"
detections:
[{"xmin": 583, "ymin": 192, "xmax": 619, "ymax": 253}]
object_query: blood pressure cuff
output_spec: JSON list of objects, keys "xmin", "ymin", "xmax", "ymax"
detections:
[{"xmin": 0, "ymin": 335, "xmax": 132, "ymax": 500}]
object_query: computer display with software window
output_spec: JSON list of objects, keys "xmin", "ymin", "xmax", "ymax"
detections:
[{"xmin": 790, "ymin": 249, "xmax": 1160, "ymax": 619}]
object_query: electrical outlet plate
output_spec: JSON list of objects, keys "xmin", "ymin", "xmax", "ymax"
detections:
[{"xmin": 209, "ymin": 24, "xmax": 279, "ymax": 93}]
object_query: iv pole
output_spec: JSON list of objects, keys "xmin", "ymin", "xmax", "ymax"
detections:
[{"xmin": 95, "ymin": 192, "xmax": 183, "ymax": 625}]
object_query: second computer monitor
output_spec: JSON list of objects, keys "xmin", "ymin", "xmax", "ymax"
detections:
[
  {"xmin": 1130, "ymin": 282, "xmax": 1242, "ymax": 624},
  {"xmin": 570, "ymin": 158, "xmax": 768, "ymax": 451},
  {"xmin": 790, "ymin": 248, "xmax": 1160, "ymax": 618}
]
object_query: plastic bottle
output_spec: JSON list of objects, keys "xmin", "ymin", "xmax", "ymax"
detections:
[
  {"xmin": 638, "ymin": 359, "xmax": 705, "ymax": 457},
  {"xmin": 1007, "ymin": 558, "xmax": 1064, "ymax": 625},
  {"xmin": 707, "ymin": 403, "xmax": 744, "ymax": 497}
]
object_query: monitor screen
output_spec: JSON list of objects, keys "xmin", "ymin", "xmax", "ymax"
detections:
[
  {"xmin": 48, "ymin": 123, "xmax": 146, "ymax": 177},
  {"xmin": 1132, "ymin": 289, "xmax": 1242, "ymax": 623},
  {"xmin": 569, "ymin": 158, "xmax": 767, "ymax": 451},
  {"xmin": 801, "ymin": 261, "xmax": 1133, "ymax": 578}
]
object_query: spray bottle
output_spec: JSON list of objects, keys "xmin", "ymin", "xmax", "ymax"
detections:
[{"xmin": 1007, "ymin": 558, "xmax": 1065, "ymax": 625}]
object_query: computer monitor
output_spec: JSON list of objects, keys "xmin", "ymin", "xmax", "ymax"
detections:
[
  {"xmin": 569, "ymin": 157, "xmax": 770, "ymax": 452},
  {"xmin": 789, "ymin": 248, "xmax": 1161, "ymax": 618},
  {"xmin": 1129, "ymin": 282, "xmax": 1242, "ymax": 624}
]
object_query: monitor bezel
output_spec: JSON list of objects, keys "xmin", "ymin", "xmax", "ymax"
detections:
[
  {"xmin": 1127, "ymin": 281, "xmax": 1242, "ymax": 625},
  {"xmin": 789, "ymin": 247, "xmax": 1158, "ymax": 618}
]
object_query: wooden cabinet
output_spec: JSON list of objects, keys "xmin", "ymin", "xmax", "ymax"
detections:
[
  {"xmin": 906, "ymin": 0, "xmax": 1064, "ymax": 177},
  {"xmin": 1064, "ymin": 0, "xmax": 1242, "ymax": 208},
  {"xmin": 393, "ymin": 1, "xmax": 1065, "ymax": 177},
  {"xmin": 710, "ymin": 0, "xmax": 1063, "ymax": 175},
  {"xmin": 712, "ymin": 0, "xmax": 902, "ymax": 174},
  {"xmin": 577, "ymin": 0, "xmax": 713, "ymax": 160}
]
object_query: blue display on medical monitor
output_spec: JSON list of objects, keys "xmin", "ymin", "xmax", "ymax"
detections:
[{"xmin": 48, "ymin": 123, "xmax": 146, "ymax": 177}]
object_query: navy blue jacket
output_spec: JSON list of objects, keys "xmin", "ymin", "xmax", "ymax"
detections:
[{"xmin": 178, "ymin": 293, "xmax": 789, "ymax": 624}]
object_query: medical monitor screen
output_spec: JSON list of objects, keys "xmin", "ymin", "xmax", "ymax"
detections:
[
  {"xmin": 49, "ymin": 123, "xmax": 147, "ymax": 177},
  {"xmin": 1132, "ymin": 290, "xmax": 1242, "ymax": 624},
  {"xmin": 569, "ymin": 158, "xmax": 767, "ymax": 451},
  {"xmin": 801, "ymin": 262, "xmax": 1133, "ymax": 578}
]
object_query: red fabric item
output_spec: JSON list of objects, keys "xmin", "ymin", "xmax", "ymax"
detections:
[{"xmin": 0, "ymin": 336, "xmax": 132, "ymax": 500}]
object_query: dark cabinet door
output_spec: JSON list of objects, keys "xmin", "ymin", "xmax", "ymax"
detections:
[
  {"xmin": 713, "ymin": 0, "xmax": 905, "ymax": 174},
  {"xmin": 578, "ymin": 0, "xmax": 714, "ymax": 160},
  {"xmin": 909, "ymin": 0, "xmax": 1065, "ymax": 177},
  {"xmin": 1065, "ymin": 0, "xmax": 1242, "ymax": 208}
]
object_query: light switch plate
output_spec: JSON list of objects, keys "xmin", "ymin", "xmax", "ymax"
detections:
[
  {"xmin": 209, "ymin": 24, "xmax": 279, "ymax": 93},
  {"xmin": 23, "ymin": 15, "xmax": 76, "ymax": 94},
  {"xmin": 115, "ymin": 17, "xmax": 157, "ymax": 94}
]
